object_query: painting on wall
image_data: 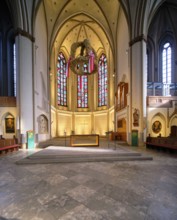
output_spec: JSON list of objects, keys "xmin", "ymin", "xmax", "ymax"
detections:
[
  {"xmin": 5, "ymin": 118, "xmax": 15, "ymax": 133},
  {"xmin": 152, "ymin": 120, "xmax": 162, "ymax": 133}
]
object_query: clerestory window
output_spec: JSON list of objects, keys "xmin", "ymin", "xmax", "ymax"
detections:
[{"xmin": 162, "ymin": 42, "xmax": 172, "ymax": 96}]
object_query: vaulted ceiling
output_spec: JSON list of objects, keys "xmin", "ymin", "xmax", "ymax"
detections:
[
  {"xmin": 40, "ymin": 0, "xmax": 168, "ymax": 56},
  {"xmin": 5, "ymin": 0, "xmax": 176, "ymax": 56},
  {"xmin": 42, "ymin": 0, "xmax": 120, "ymax": 56}
]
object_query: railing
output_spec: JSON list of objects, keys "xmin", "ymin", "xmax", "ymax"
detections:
[{"xmin": 147, "ymin": 82, "xmax": 177, "ymax": 96}]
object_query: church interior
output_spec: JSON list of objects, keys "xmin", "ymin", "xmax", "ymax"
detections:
[
  {"xmin": 0, "ymin": 0, "xmax": 177, "ymax": 219},
  {"xmin": 0, "ymin": 0, "xmax": 177, "ymax": 148}
]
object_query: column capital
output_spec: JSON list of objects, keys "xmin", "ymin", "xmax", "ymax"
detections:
[
  {"xmin": 129, "ymin": 34, "xmax": 147, "ymax": 47},
  {"xmin": 15, "ymin": 28, "xmax": 35, "ymax": 42}
]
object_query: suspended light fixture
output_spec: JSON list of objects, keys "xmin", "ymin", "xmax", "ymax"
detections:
[{"xmin": 66, "ymin": 39, "xmax": 98, "ymax": 77}]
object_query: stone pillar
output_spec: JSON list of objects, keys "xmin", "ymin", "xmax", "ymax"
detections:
[
  {"xmin": 15, "ymin": 33, "xmax": 34, "ymax": 146},
  {"xmin": 129, "ymin": 38, "xmax": 147, "ymax": 146}
]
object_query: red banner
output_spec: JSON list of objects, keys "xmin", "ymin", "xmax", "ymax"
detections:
[{"xmin": 89, "ymin": 51, "xmax": 95, "ymax": 73}]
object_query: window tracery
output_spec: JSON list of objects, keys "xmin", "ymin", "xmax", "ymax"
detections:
[
  {"xmin": 57, "ymin": 52, "xmax": 67, "ymax": 106},
  {"xmin": 98, "ymin": 53, "xmax": 107, "ymax": 106},
  {"xmin": 77, "ymin": 75, "xmax": 88, "ymax": 108}
]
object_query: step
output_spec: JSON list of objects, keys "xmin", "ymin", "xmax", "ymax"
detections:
[
  {"xmin": 27, "ymin": 152, "xmax": 142, "ymax": 159},
  {"xmin": 16, "ymin": 154, "xmax": 153, "ymax": 164}
]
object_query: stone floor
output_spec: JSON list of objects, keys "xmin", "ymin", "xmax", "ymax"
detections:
[{"xmin": 0, "ymin": 141, "xmax": 177, "ymax": 220}]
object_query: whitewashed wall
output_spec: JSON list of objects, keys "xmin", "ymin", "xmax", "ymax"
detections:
[
  {"xmin": 34, "ymin": 3, "xmax": 50, "ymax": 142},
  {"xmin": 117, "ymin": 8, "xmax": 129, "ymax": 84}
]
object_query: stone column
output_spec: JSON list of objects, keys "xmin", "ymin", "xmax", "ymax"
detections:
[
  {"xmin": 15, "ymin": 33, "xmax": 34, "ymax": 146},
  {"xmin": 129, "ymin": 37, "xmax": 147, "ymax": 146}
]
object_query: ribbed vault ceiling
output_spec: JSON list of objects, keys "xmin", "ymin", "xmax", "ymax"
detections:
[
  {"xmin": 41, "ymin": 0, "xmax": 169, "ymax": 57},
  {"xmin": 43, "ymin": 0, "xmax": 120, "ymax": 56},
  {"xmin": 6, "ymin": 0, "xmax": 173, "ymax": 57},
  {"xmin": 6, "ymin": 0, "xmax": 171, "ymax": 57}
]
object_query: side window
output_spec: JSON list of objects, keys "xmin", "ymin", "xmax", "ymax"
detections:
[
  {"xmin": 162, "ymin": 42, "xmax": 171, "ymax": 84},
  {"xmin": 13, "ymin": 43, "xmax": 16, "ymax": 96},
  {"xmin": 162, "ymin": 42, "xmax": 172, "ymax": 96}
]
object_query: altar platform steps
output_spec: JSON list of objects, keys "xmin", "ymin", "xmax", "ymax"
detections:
[
  {"xmin": 37, "ymin": 137, "xmax": 126, "ymax": 148},
  {"xmin": 37, "ymin": 137, "xmax": 68, "ymax": 148},
  {"xmin": 16, "ymin": 146, "xmax": 153, "ymax": 164}
]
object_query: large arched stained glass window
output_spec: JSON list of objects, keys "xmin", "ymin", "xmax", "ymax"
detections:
[
  {"xmin": 98, "ymin": 53, "xmax": 108, "ymax": 106},
  {"xmin": 77, "ymin": 75, "xmax": 88, "ymax": 108},
  {"xmin": 57, "ymin": 52, "xmax": 67, "ymax": 106}
]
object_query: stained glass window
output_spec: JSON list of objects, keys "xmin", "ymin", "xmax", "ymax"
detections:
[
  {"xmin": 13, "ymin": 43, "xmax": 16, "ymax": 97},
  {"xmin": 98, "ymin": 53, "xmax": 108, "ymax": 106},
  {"xmin": 77, "ymin": 75, "xmax": 88, "ymax": 108},
  {"xmin": 57, "ymin": 52, "xmax": 67, "ymax": 106},
  {"xmin": 162, "ymin": 42, "xmax": 171, "ymax": 84},
  {"xmin": 162, "ymin": 42, "xmax": 172, "ymax": 96}
]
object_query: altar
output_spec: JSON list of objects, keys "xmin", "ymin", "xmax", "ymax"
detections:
[{"xmin": 70, "ymin": 134, "xmax": 99, "ymax": 147}]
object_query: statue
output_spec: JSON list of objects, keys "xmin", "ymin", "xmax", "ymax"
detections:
[{"xmin": 133, "ymin": 108, "xmax": 139, "ymax": 126}]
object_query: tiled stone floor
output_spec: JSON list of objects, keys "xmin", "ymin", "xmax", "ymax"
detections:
[{"xmin": 0, "ymin": 142, "xmax": 177, "ymax": 220}]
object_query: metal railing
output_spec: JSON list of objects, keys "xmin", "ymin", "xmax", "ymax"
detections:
[{"xmin": 147, "ymin": 82, "xmax": 177, "ymax": 96}]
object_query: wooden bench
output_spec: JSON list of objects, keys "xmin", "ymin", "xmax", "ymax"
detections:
[
  {"xmin": 0, "ymin": 144, "xmax": 21, "ymax": 153},
  {"xmin": 146, "ymin": 137, "xmax": 177, "ymax": 152},
  {"xmin": 0, "ymin": 139, "xmax": 21, "ymax": 154}
]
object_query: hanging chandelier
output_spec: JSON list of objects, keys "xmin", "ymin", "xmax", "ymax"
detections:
[{"xmin": 66, "ymin": 39, "xmax": 98, "ymax": 76}]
